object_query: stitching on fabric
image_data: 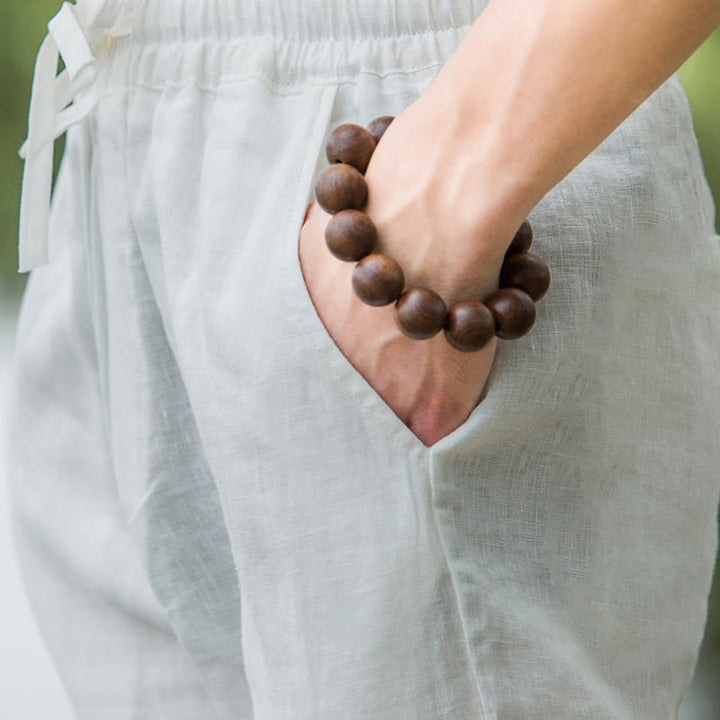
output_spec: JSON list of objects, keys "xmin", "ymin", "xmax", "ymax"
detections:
[
  {"xmin": 81, "ymin": 117, "xmax": 121, "ymax": 489},
  {"xmin": 119, "ymin": 22, "xmax": 475, "ymax": 48},
  {"xmin": 427, "ymin": 454, "xmax": 490, "ymax": 720},
  {"xmin": 93, "ymin": 61, "xmax": 446, "ymax": 100}
]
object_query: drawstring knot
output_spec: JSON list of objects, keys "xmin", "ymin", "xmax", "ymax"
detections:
[{"xmin": 17, "ymin": 0, "xmax": 132, "ymax": 272}]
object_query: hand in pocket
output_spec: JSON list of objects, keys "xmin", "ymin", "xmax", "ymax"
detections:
[
  {"xmin": 298, "ymin": 201, "xmax": 502, "ymax": 448},
  {"xmin": 298, "ymin": 103, "xmax": 521, "ymax": 447}
]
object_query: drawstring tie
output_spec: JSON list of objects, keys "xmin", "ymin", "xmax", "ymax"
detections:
[{"xmin": 17, "ymin": 0, "xmax": 132, "ymax": 273}]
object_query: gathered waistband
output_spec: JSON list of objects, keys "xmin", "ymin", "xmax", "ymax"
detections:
[
  {"xmin": 108, "ymin": 0, "xmax": 486, "ymax": 90},
  {"xmin": 131, "ymin": 0, "xmax": 485, "ymax": 44},
  {"xmin": 18, "ymin": 0, "xmax": 485, "ymax": 273}
]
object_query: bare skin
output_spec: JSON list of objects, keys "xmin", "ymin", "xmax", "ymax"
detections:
[{"xmin": 299, "ymin": 0, "xmax": 720, "ymax": 447}]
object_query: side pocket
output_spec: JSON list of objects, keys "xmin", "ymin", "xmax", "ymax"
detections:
[
  {"xmin": 289, "ymin": 87, "xmax": 503, "ymax": 454},
  {"xmin": 290, "ymin": 84, "xmax": 340, "ymax": 263}
]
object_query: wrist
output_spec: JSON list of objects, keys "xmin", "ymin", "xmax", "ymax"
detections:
[
  {"xmin": 412, "ymin": 74, "xmax": 539, "ymax": 238},
  {"xmin": 362, "ymin": 95, "xmax": 533, "ymax": 305},
  {"xmin": 311, "ymin": 116, "xmax": 550, "ymax": 350}
]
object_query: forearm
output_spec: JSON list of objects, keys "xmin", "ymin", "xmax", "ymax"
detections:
[{"xmin": 415, "ymin": 0, "xmax": 720, "ymax": 241}]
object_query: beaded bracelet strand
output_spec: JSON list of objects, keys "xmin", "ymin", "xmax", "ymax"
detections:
[{"xmin": 313, "ymin": 116, "xmax": 551, "ymax": 353}]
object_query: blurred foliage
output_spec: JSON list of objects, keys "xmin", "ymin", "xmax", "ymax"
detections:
[
  {"xmin": 679, "ymin": 27, "xmax": 720, "ymax": 236},
  {"xmin": 678, "ymin": 26, "xmax": 720, "ymax": 654},
  {"xmin": 0, "ymin": 0, "xmax": 719, "ymax": 653},
  {"xmin": 0, "ymin": 0, "xmax": 59, "ymax": 299}
]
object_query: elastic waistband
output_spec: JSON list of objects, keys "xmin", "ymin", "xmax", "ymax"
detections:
[
  {"xmin": 102, "ymin": 0, "xmax": 487, "ymax": 89},
  {"xmin": 18, "ymin": 0, "xmax": 487, "ymax": 274},
  {"xmin": 130, "ymin": 0, "xmax": 485, "ymax": 45}
]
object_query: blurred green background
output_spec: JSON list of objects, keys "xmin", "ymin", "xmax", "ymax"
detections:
[
  {"xmin": 677, "ymin": 25, "xmax": 720, "ymax": 670},
  {"xmin": 0, "ymin": 0, "xmax": 719, "ymax": 708}
]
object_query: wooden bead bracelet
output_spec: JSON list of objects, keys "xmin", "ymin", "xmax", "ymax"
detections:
[{"xmin": 314, "ymin": 116, "xmax": 551, "ymax": 353}]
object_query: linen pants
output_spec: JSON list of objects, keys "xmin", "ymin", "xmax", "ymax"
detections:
[{"xmin": 5, "ymin": 1, "xmax": 720, "ymax": 718}]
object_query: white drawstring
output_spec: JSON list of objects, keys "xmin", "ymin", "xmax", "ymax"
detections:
[{"xmin": 17, "ymin": 0, "xmax": 132, "ymax": 273}]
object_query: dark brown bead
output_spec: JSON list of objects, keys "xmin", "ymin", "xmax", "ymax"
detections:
[
  {"xmin": 499, "ymin": 251, "xmax": 551, "ymax": 301},
  {"xmin": 366, "ymin": 115, "xmax": 395, "ymax": 144},
  {"xmin": 485, "ymin": 287, "xmax": 536, "ymax": 340},
  {"xmin": 352, "ymin": 253, "xmax": 405, "ymax": 306},
  {"xmin": 394, "ymin": 288, "xmax": 447, "ymax": 340},
  {"xmin": 325, "ymin": 209, "xmax": 378, "ymax": 261},
  {"xmin": 315, "ymin": 163, "xmax": 368, "ymax": 214},
  {"xmin": 326, "ymin": 123, "xmax": 377, "ymax": 174},
  {"xmin": 506, "ymin": 219, "xmax": 533, "ymax": 255},
  {"xmin": 443, "ymin": 300, "xmax": 496, "ymax": 353}
]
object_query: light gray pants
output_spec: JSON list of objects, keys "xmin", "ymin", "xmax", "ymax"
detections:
[{"xmin": 6, "ymin": 1, "xmax": 720, "ymax": 717}]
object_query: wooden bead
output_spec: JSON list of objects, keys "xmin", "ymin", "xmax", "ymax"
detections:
[
  {"xmin": 315, "ymin": 163, "xmax": 368, "ymax": 214},
  {"xmin": 506, "ymin": 219, "xmax": 533, "ymax": 255},
  {"xmin": 499, "ymin": 251, "xmax": 551, "ymax": 301},
  {"xmin": 325, "ymin": 210, "xmax": 378, "ymax": 261},
  {"xmin": 326, "ymin": 123, "xmax": 377, "ymax": 174},
  {"xmin": 394, "ymin": 288, "xmax": 447, "ymax": 340},
  {"xmin": 366, "ymin": 115, "xmax": 395, "ymax": 144},
  {"xmin": 485, "ymin": 287, "xmax": 536, "ymax": 340},
  {"xmin": 443, "ymin": 300, "xmax": 496, "ymax": 353},
  {"xmin": 352, "ymin": 253, "xmax": 405, "ymax": 306}
]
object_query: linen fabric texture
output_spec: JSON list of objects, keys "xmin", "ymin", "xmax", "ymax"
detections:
[{"xmin": 5, "ymin": 0, "xmax": 720, "ymax": 718}]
